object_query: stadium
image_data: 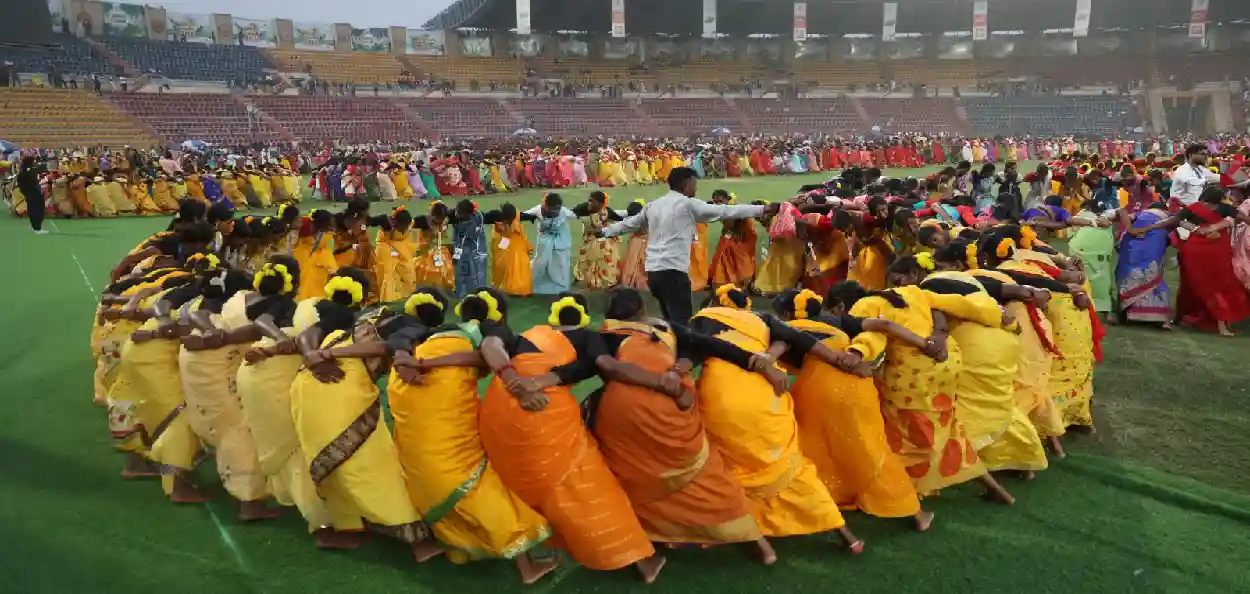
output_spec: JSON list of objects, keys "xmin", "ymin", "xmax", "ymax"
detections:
[{"xmin": 3, "ymin": 1, "xmax": 1250, "ymax": 594}]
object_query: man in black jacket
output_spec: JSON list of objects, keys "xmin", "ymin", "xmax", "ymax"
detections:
[{"xmin": 16, "ymin": 156, "xmax": 48, "ymax": 234}]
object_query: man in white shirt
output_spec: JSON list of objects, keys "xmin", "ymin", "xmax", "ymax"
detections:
[
  {"xmin": 1170, "ymin": 143, "xmax": 1220, "ymax": 207},
  {"xmin": 600, "ymin": 167, "xmax": 777, "ymax": 324}
]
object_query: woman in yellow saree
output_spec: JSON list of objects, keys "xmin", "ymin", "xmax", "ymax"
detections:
[
  {"xmin": 293, "ymin": 209, "xmax": 339, "ymax": 301},
  {"xmin": 843, "ymin": 256, "xmax": 1015, "ymax": 504},
  {"xmin": 374, "ymin": 206, "xmax": 418, "ymax": 302},
  {"xmin": 87, "ymin": 177, "xmax": 117, "ymax": 217},
  {"xmin": 477, "ymin": 293, "xmax": 666, "ymax": 582},
  {"xmin": 290, "ymin": 268, "xmax": 427, "ymax": 552},
  {"xmin": 772, "ymin": 288, "xmax": 933, "ymax": 530},
  {"xmin": 573, "ymin": 191, "xmax": 622, "ymax": 290},
  {"xmin": 151, "ymin": 175, "xmax": 179, "ymax": 212},
  {"xmin": 392, "ymin": 164, "xmax": 416, "ymax": 199},
  {"xmin": 106, "ymin": 176, "xmax": 136, "ymax": 214},
  {"xmin": 690, "ymin": 285, "xmax": 863, "ymax": 552},
  {"xmin": 847, "ymin": 198, "xmax": 894, "ymax": 290},
  {"xmin": 248, "ymin": 170, "xmax": 273, "ymax": 207},
  {"xmin": 413, "ymin": 201, "xmax": 455, "ymax": 292},
  {"xmin": 127, "ymin": 177, "xmax": 162, "ymax": 215},
  {"xmin": 756, "ymin": 232, "xmax": 805, "ymax": 295},
  {"xmin": 690, "ymin": 222, "xmax": 710, "ymax": 292},
  {"xmin": 387, "ymin": 288, "xmax": 558, "ymax": 583},
  {"xmin": 490, "ymin": 204, "xmax": 533, "ymax": 296}
]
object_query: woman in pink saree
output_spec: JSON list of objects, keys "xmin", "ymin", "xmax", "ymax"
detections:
[{"xmin": 1232, "ymin": 192, "xmax": 1250, "ymax": 292}]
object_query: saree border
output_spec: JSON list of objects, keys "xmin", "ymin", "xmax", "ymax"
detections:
[{"xmin": 308, "ymin": 401, "xmax": 381, "ymax": 486}]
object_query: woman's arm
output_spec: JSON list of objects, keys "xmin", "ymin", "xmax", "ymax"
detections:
[
  {"xmin": 860, "ymin": 317, "xmax": 929, "ymax": 350},
  {"xmin": 321, "ymin": 341, "xmax": 389, "ymax": 360}
]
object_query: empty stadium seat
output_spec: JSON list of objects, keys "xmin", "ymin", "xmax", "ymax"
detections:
[
  {"xmin": 963, "ymin": 96, "xmax": 1141, "ymax": 136},
  {"xmin": 405, "ymin": 98, "xmax": 517, "ymax": 138},
  {"xmin": 736, "ymin": 98, "xmax": 864, "ymax": 135},
  {"xmin": 0, "ymin": 87, "xmax": 155, "ymax": 148},
  {"xmin": 507, "ymin": 98, "xmax": 648, "ymax": 137},
  {"xmin": 269, "ymin": 50, "xmax": 404, "ymax": 85},
  {"xmin": 641, "ymin": 99, "xmax": 742, "ymax": 136},
  {"xmin": 252, "ymin": 96, "xmax": 425, "ymax": 143},
  {"xmin": 109, "ymin": 93, "xmax": 285, "ymax": 145},
  {"xmin": 861, "ymin": 98, "xmax": 964, "ymax": 135},
  {"xmin": 0, "ymin": 34, "xmax": 120, "ymax": 77},
  {"xmin": 100, "ymin": 38, "xmax": 272, "ymax": 82}
]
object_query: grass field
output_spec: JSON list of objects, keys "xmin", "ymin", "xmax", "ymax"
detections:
[{"xmin": 3, "ymin": 167, "xmax": 1249, "ymax": 593}]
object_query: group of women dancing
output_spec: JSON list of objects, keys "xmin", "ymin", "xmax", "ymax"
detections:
[{"xmin": 89, "ymin": 176, "xmax": 1107, "ymax": 583}]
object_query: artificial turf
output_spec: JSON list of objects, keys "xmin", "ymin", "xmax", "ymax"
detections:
[{"xmin": 2, "ymin": 167, "xmax": 1248, "ymax": 594}]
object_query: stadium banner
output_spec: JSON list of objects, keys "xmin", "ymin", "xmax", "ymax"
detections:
[
  {"xmin": 1073, "ymin": 0, "xmax": 1091, "ymax": 38},
  {"xmin": 557, "ymin": 38, "xmax": 589, "ymax": 57},
  {"xmin": 461, "ymin": 35, "xmax": 493, "ymax": 57},
  {"xmin": 166, "ymin": 13, "xmax": 214, "ymax": 43},
  {"xmin": 792, "ymin": 2, "xmax": 807, "ymax": 42},
  {"xmin": 293, "ymin": 22, "xmax": 336, "ymax": 51},
  {"xmin": 406, "ymin": 29, "xmax": 445, "ymax": 55},
  {"xmin": 793, "ymin": 40, "xmax": 826, "ymax": 60},
  {"xmin": 509, "ymin": 34, "xmax": 543, "ymax": 58},
  {"xmin": 603, "ymin": 37, "xmax": 638, "ymax": 59},
  {"xmin": 882, "ymin": 2, "xmax": 897, "ymax": 43},
  {"xmin": 1189, "ymin": 0, "xmax": 1208, "ymax": 39},
  {"xmin": 702, "ymin": 0, "xmax": 717, "ymax": 38},
  {"xmin": 234, "ymin": 18, "xmax": 276, "ymax": 48},
  {"xmin": 611, "ymin": 0, "xmax": 626, "ymax": 38},
  {"xmin": 351, "ymin": 27, "xmax": 392, "ymax": 53},
  {"xmin": 49, "ymin": 0, "xmax": 64, "ymax": 32},
  {"xmin": 971, "ymin": 0, "xmax": 988, "ymax": 42},
  {"xmin": 100, "ymin": 2, "xmax": 148, "ymax": 38},
  {"xmin": 516, "ymin": 0, "xmax": 531, "ymax": 36},
  {"xmin": 700, "ymin": 39, "xmax": 734, "ymax": 60},
  {"xmin": 843, "ymin": 38, "xmax": 876, "ymax": 61}
]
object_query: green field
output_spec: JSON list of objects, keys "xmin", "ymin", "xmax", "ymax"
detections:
[{"xmin": 3, "ymin": 168, "xmax": 1249, "ymax": 593}]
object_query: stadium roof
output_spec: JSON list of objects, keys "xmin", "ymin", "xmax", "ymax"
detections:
[{"xmin": 426, "ymin": 0, "xmax": 1250, "ymax": 35}]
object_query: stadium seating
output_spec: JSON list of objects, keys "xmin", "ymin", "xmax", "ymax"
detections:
[
  {"xmin": 1003, "ymin": 56, "xmax": 1147, "ymax": 88},
  {"xmin": 533, "ymin": 58, "xmax": 660, "ymax": 89},
  {"xmin": 0, "ymin": 88, "xmax": 155, "ymax": 148},
  {"xmin": 404, "ymin": 98, "xmax": 517, "ymax": 138},
  {"xmin": 654, "ymin": 60, "xmax": 765, "ymax": 88},
  {"xmin": 109, "ymin": 93, "xmax": 285, "ymax": 145},
  {"xmin": 736, "ymin": 98, "xmax": 864, "ymax": 135},
  {"xmin": 791, "ymin": 60, "xmax": 883, "ymax": 89},
  {"xmin": 641, "ymin": 99, "xmax": 743, "ymax": 136},
  {"xmin": 252, "ymin": 96, "xmax": 425, "ymax": 143},
  {"xmin": 99, "ymin": 38, "xmax": 272, "ymax": 82},
  {"xmin": 861, "ymin": 98, "xmax": 965, "ymax": 135},
  {"xmin": 406, "ymin": 56, "xmax": 527, "ymax": 88},
  {"xmin": 1154, "ymin": 54, "xmax": 1241, "ymax": 86},
  {"xmin": 889, "ymin": 59, "xmax": 1000, "ymax": 88},
  {"xmin": 269, "ymin": 50, "xmax": 404, "ymax": 85},
  {"xmin": 962, "ymin": 96, "xmax": 1140, "ymax": 136},
  {"xmin": 506, "ymin": 98, "xmax": 649, "ymax": 136},
  {"xmin": 0, "ymin": 34, "xmax": 120, "ymax": 77}
]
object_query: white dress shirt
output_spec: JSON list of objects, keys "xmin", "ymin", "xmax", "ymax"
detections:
[
  {"xmin": 1170, "ymin": 162, "xmax": 1219, "ymax": 206},
  {"xmin": 602, "ymin": 190, "xmax": 765, "ymax": 274}
]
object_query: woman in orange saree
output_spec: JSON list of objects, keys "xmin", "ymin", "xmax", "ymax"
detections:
[
  {"xmin": 772, "ymin": 288, "xmax": 933, "ymax": 530},
  {"xmin": 690, "ymin": 285, "xmax": 863, "ymax": 553},
  {"xmin": 689, "ymin": 222, "xmax": 710, "ymax": 292},
  {"xmin": 332, "ymin": 200, "xmax": 378, "ymax": 302},
  {"xmin": 477, "ymin": 294, "xmax": 668, "ymax": 583},
  {"xmin": 709, "ymin": 191, "xmax": 758, "ymax": 288},
  {"xmin": 589, "ymin": 288, "xmax": 775, "ymax": 561}
]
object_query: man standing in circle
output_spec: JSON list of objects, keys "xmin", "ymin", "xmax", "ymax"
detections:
[{"xmin": 600, "ymin": 167, "xmax": 776, "ymax": 324}]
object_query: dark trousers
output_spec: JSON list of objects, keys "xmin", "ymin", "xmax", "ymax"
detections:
[
  {"xmin": 647, "ymin": 269, "xmax": 693, "ymax": 326},
  {"xmin": 21, "ymin": 184, "xmax": 43, "ymax": 231}
]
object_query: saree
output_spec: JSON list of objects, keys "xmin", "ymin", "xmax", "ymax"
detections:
[
  {"xmin": 1232, "ymin": 200, "xmax": 1250, "ymax": 292},
  {"xmin": 1115, "ymin": 209, "xmax": 1172, "ymax": 323},
  {"xmin": 374, "ymin": 229, "xmax": 417, "ymax": 303},
  {"xmin": 789, "ymin": 318, "xmax": 921, "ymax": 518},
  {"xmin": 389, "ymin": 325, "xmax": 550, "ymax": 562},
  {"xmin": 618, "ymin": 233, "xmax": 649, "ymax": 291},
  {"xmin": 1068, "ymin": 215, "xmax": 1116, "ymax": 313},
  {"xmin": 293, "ymin": 232, "xmax": 338, "ymax": 302},
  {"xmin": 414, "ymin": 224, "xmax": 455, "ymax": 293},
  {"xmin": 290, "ymin": 324, "xmax": 425, "ymax": 541},
  {"xmin": 1044, "ymin": 293, "xmax": 1095, "ymax": 429},
  {"xmin": 755, "ymin": 236, "xmax": 805, "ymax": 295},
  {"xmin": 689, "ymin": 223, "xmax": 710, "ymax": 292},
  {"xmin": 848, "ymin": 286, "xmax": 986, "ymax": 496},
  {"xmin": 848, "ymin": 230, "xmax": 891, "ymax": 290},
  {"xmin": 531, "ymin": 211, "xmax": 574, "ymax": 295},
  {"xmin": 235, "ymin": 299, "xmax": 331, "ymax": 531},
  {"xmin": 709, "ymin": 220, "xmax": 757, "ymax": 287},
  {"xmin": 801, "ymin": 222, "xmax": 850, "ymax": 295},
  {"xmin": 594, "ymin": 321, "xmax": 760, "ymax": 543},
  {"xmin": 492, "ymin": 220, "xmax": 533, "ymax": 296},
  {"xmin": 180, "ymin": 294, "xmax": 267, "ymax": 502},
  {"xmin": 574, "ymin": 209, "xmax": 621, "ymax": 290},
  {"xmin": 1176, "ymin": 202, "xmax": 1250, "ymax": 330},
  {"xmin": 693, "ymin": 308, "xmax": 847, "ymax": 537},
  {"xmin": 479, "ymin": 326, "xmax": 654, "ymax": 570}
]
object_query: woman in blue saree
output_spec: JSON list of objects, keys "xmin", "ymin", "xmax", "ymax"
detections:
[{"xmin": 1115, "ymin": 201, "xmax": 1172, "ymax": 325}]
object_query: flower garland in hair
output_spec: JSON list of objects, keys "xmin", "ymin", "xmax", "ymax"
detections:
[
  {"xmin": 252, "ymin": 263, "xmax": 294, "ymax": 294},
  {"xmin": 1019, "ymin": 226, "xmax": 1039, "ymax": 250},
  {"xmin": 964, "ymin": 243, "xmax": 980, "ymax": 270},
  {"xmin": 548, "ymin": 296, "xmax": 590, "ymax": 328},
  {"xmin": 277, "ymin": 204, "xmax": 291, "ymax": 220},
  {"xmin": 633, "ymin": 198, "xmax": 646, "ymax": 206},
  {"xmin": 455, "ymin": 290, "xmax": 503, "ymax": 322},
  {"xmin": 715, "ymin": 283, "xmax": 751, "ymax": 310},
  {"xmin": 324, "ymin": 275, "xmax": 364, "ymax": 306},
  {"xmin": 793, "ymin": 289, "xmax": 823, "ymax": 319},
  {"xmin": 995, "ymin": 237, "xmax": 1016, "ymax": 259},
  {"xmin": 186, "ymin": 252, "xmax": 222, "ymax": 270},
  {"xmin": 391, "ymin": 205, "xmax": 407, "ymax": 217},
  {"xmin": 404, "ymin": 292, "xmax": 443, "ymax": 316},
  {"xmin": 915, "ymin": 252, "xmax": 936, "ymax": 273}
]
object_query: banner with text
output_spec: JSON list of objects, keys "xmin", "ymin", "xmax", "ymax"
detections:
[
  {"xmin": 611, "ymin": 0, "xmax": 626, "ymax": 38},
  {"xmin": 166, "ymin": 12, "xmax": 214, "ymax": 43},
  {"xmin": 882, "ymin": 2, "xmax": 897, "ymax": 42},
  {"xmin": 1189, "ymin": 0, "xmax": 1208, "ymax": 39},
  {"xmin": 292, "ymin": 22, "xmax": 335, "ymax": 50},
  {"xmin": 516, "ymin": 0, "xmax": 531, "ymax": 36},
  {"xmin": 972, "ymin": 1, "xmax": 988, "ymax": 41},
  {"xmin": 792, "ymin": 2, "xmax": 807, "ymax": 42},
  {"xmin": 703, "ymin": 0, "xmax": 717, "ymax": 38},
  {"xmin": 1073, "ymin": 0, "xmax": 1091, "ymax": 38},
  {"xmin": 351, "ymin": 27, "xmax": 392, "ymax": 53},
  {"xmin": 100, "ymin": 2, "xmax": 148, "ymax": 38},
  {"xmin": 406, "ymin": 29, "xmax": 445, "ymax": 55},
  {"xmin": 233, "ymin": 18, "xmax": 276, "ymax": 48}
]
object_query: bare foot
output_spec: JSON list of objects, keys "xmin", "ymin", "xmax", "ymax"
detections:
[
  {"xmin": 121, "ymin": 454, "xmax": 159, "ymax": 479},
  {"xmin": 411, "ymin": 538, "xmax": 445, "ymax": 563},
  {"xmin": 1017, "ymin": 470, "xmax": 1037, "ymax": 482},
  {"xmin": 1070, "ymin": 425, "xmax": 1097, "ymax": 436},
  {"xmin": 978, "ymin": 474, "xmax": 1015, "ymax": 506},
  {"xmin": 239, "ymin": 500, "xmax": 284, "ymax": 522},
  {"xmin": 754, "ymin": 537, "xmax": 777, "ymax": 565},
  {"xmin": 314, "ymin": 528, "xmax": 367, "ymax": 550},
  {"xmin": 1161, "ymin": 321, "xmax": 1176, "ymax": 331},
  {"xmin": 838, "ymin": 527, "xmax": 864, "ymax": 555},
  {"xmin": 1047, "ymin": 436, "xmax": 1067, "ymax": 459},
  {"xmin": 1218, "ymin": 322, "xmax": 1235, "ymax": 337},
  {"xmin": 913, "ymin": 510, "xmax": 935, "ymax": 532},
  {"xmin": 636, "ymin": 555, "xmax": 666, "ymax": 585},
  {"xmin": 170, "ymin": 476, "xmax": 211, "ymax": 504},
  {"xmin": 517, "ymin": 553, "xmax": 560, "ymax": 585}
]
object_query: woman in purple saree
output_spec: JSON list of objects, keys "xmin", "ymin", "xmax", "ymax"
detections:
[{"xmin": 1116, "ymin": 202, "xmax": 1172, "ymax": 325}]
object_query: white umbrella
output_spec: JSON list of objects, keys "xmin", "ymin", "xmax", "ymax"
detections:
[
  {"xmin": 711, "ymin": 127, "xmax": 732, "ymax": 136},
  {"xmin": 512, "ymin": 128, "xmax": 538, "ymax": 137}
]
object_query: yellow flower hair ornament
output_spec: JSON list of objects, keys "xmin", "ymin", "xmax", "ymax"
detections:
[
  {"xmin": 548, "ymin": 296, "xmax": 590, "ymax": 328},
  {"xmin": 186, "ymin": 253, "xmax": 222, "ymax": 270},
  {"xmin": 715, "ymin": 284, "xmax": 751, "ymax": 310},
  {"xmin": 277, "ymin": 204, "xmax": 291, "ymax": 219},
  {"xmin": 261, "ymin": 216, "xmax": 273, "ymax": 225},
  {"xmin": 728, "ymin": 192, "xmax": 738, "ymax": 205},
  {"xmin": 252, "ymin": 263, "xmax": 295, "ymax": 294},
  {"xmin": 633, "ymin": 198, "xmax": 646, "ymax": 206},
  {"xmin": 243, "ymin": 216, "xmax": 255, "ymax": 225},
  {"xmin": 793, "ymin": 289, "xmax": 823, "ymax": 319},
  {"xmin": 1020, "ymin": 225, "xmax": 1039, "ymax": 249},
  {"xmin": 455, "ymin": 290, "xmax": 503, "ymax": 322},
  {"xmin": 391, "ymin": 205, "xmax": 407, "ymax": 216},
  {"xmin": 996, "ymin": 237, "xmax": 1016, "ymax": 258},
  {"xmin": 965, "ymin": 243, "xmax": 979, "ymax": 270},
  {"xmin": 915, "ymin": 252, "xmax": 935, "ymax": 273},
  {"xmin": 324, "ymin": 276, "xmax": 364, "ymax": 306},
  {"xmin": 404, "ymin": 292, "xmax": 444, "ymax": 316}
]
